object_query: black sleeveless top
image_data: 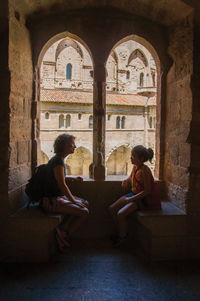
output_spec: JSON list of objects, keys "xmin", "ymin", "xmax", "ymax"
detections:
[{"xmin": 44, "ymin": 155, "xmax": 66, "ymax": 197}]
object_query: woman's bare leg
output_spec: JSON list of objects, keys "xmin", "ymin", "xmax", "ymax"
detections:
[
  {"xmin": 56, "ymin": 200, "xmax": 89, "ymax": 236},
  {"xmin": 108, "ymin": 195, "xmax": 128, "ymax": 232},
  {"xmin": 117, "ymin": 202, "xmax": 137, "ymax": 238}
]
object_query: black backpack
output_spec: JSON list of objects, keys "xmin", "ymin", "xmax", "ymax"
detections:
[{"xmin": 25, "ymin": 164, "xmax": 47, "ymax": 204}]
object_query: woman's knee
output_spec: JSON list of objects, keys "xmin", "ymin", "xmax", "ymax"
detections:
[
  {"xmin": 83, "ymin": 200, "xmax": 89, "ymax": 208},
  {"xmin": 108, "ymin": 204, "xmax": 115, "ymax": 215},
  {"xmin": 80, "ymin": 207, "xmax": 89, "ymax": 217},
  {"xmin": 117, "ymin": 211, "xmax": 124, "ymax": 221}
]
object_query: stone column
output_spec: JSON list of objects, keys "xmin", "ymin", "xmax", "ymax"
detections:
[
  {"xmin": 92, "ymin": 62, "xmax": 106, "ymax": 180},
  {"xmin": 143, "ymin": 104, "xmax": 148, "ymax": 148},
  {"xmin": 187, "ymin": 12, "xmax": 200, "ymax": 215},
  {"xmin": 32, "ymin": 66, "xmax": 41, "ymax": 172}
]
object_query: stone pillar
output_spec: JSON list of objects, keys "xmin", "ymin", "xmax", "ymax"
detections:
[
  {"xmin": 32, "ymin": 66, "xmax": 41, "ymax": 172},
  {"xmin": 92, "ymin": 62, "xmax": 106, "ymax": 180},
  {"xmin": 143, "ymin": 104, "xmax": 148, "ymax": 148},
  {"xmin": 0, "ymin": 0, "xmax": 10, "ymax": 260},
  {"xmin": 187, "ymin": 12, "xmax": 200, "ymax": 215}
]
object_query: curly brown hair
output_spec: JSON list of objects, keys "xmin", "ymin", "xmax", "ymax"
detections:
[{"xmin": 54, "ymin": 134, "xmax": 75, "ymax": 154}]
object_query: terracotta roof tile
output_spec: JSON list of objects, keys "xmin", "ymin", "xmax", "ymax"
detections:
[{"xmin": 40, "ymin": 89, "xmax": 156, "ymax": 106}]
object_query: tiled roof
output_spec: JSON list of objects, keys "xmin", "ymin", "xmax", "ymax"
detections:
[{"xmin": 40, "ymin": 89, "xmax": 156, "ymax": 106}]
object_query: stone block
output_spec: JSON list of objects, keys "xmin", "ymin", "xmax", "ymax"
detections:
[
  {"xmin": 136, "ymin": 202, "xmax": 188, "ymax": 260},
  {"xmin": 9, "ymin": 142, "xmax": 18, "ymax": 168},
  {"xmin": 17, "ymin": 140, "xmax": 29, "ymax": 165},
  {"xmin": 179, "ymin": 142, "xmax": 191, "ymax": 168},
  {"xmin": 6, "ymin": 205, "xmax": 63, "ymax": 262},
  {"xmin": 169, "ymin": 101, "xmax": 180, "ymax": 121},
  {"xmin": 10, "ymin": 94, "xmax": 24, "ymax": 117},
  {"xmin": 10, "ymin": 118, "xmax": 31, "ymax": 142},
  {"xmin": 8, "ymin": 183, "xmax": 26, "ymax": 213},
  {"xmin": 8, "ymin": 164, "xmax": 31, "ymax": 191},
  {"xmin": 167, "ymin": 183, "xmax": 187, "ymax": 210}
]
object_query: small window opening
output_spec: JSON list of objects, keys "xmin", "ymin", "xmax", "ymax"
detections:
[
  {"xmin": 139, "ymin": 72, "xmax": 144, "ymax": 87},
  {"xmin": 66, "ymin": 114, "xmax": 71, "ymax": 128},
  {"xmin": 149, "ymin": 116, "xmax": 153, "ymax": 128},
  {"xmin": 116, "ymin": 116, "xmax": 120, "ymax": 129},
  {"xmin": 89, "ymin": 115, "xmax": 93, "ymax": 129},
  {"xmin": 45, "ymin": 112, "xmax": 49, "ymax": 120},
  {"xmin": 121, "ymin": 116, "xmax": 125, "ymax": 129},
  {"xmin": 66, "ymin": 63, "xmax": 72, "ymax": 79},
  {"xmin": 59, "ymin": 114, "xmax": 64, "ymax": 128}
]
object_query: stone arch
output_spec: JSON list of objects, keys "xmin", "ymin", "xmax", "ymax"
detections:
[
  {"xmin": 107, "ymin": 34, "xmax": 162, "ymax": 179},
  {"xmin": 55, "ymin": 37, "xmax": 84, "ymax": 61},
  {"xmin": 38, "ymin": 150, "xmax": 49, "ymax": 165},
  {"xmin": 37, "ymin": 32, "xmax": 94, "ymax": 170},
  {"xmin": 37, "ymin": 31, "xmax": 93, "ymax": 73},
  {"xmin": 66, "ymin": 146, "xmax": 92, "ymax": 176},
  {"xmin": 106, "ymin": 145, "xmax": 132, "ymax": 176},
  {"xmin": 106, "ymin": 143, "xmax": 132, "ymax": 161},
  {"xmin": 111, "ymin": 50, "xmax": 118, "ymax": 64},
  {"xmin": 128, "ymin": 49, "xmax": 148, "ymax": 67}
]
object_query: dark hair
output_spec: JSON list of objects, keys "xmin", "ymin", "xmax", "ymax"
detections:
[
  {"xmin": 132, "ymin": 145, "xmax": 154, "ymax": 163},
  {"xmin": 54, "ymin": 134, "xmax": 75, "ymax": 154}
]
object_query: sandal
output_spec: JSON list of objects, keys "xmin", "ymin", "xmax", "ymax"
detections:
[
  {"xmin": 56, "ymin": 227, "xmax": 70, "ymax": 247},
  {"xmin": 112, "ymin": 234, "xmax": 128, "ymax": 247}
]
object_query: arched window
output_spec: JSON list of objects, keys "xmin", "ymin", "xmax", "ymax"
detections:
[
  {"xmin": 59, "ymin": 114, "xmax": 64, "ymax": 128},
  {"xmin": 66, "ymin": 114, "xmax": 71, "ymax": 128},
  {"xmin": 78, "ymin": 113, "xmax": 82, "ymax": 120},
  {"xmin": 45, "ymin": 112, "xmax": 49, "ymax": 120},
  {"xmin": 116, "ymin": 116, "xmax": 120, "ymax": 129},
  {"xmin": 66, "ymin": 63, "xmax": 72, "ymax": 79},
  {"xmin": 89, "ymin": 115, "xmax": 93, "ymax": 129},
  {"xmin": 126, "ymin": 71, "xmax": 130, "ymax": 80},
  {"xmin": 121, "ymin": 116, "xmax": 125, "ymax": 129},
  {"xmin": 108, "ymin": 114, "xmax": 111, "ymax": 121},
  {"xmin": 139, "ymin": 72, "xmax": 144, "ymax": 87}
]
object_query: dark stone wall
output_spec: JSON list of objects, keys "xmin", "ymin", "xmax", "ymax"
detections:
[
  {"xmin": 165, "ymin": 14, "xmax": 193, "ymax": 211},
  {"xmin": 8, "ymin": 1, "xmax": 33, "ymax": 212},
  {"xmin": 0, "ymin": 0, "xmax": 10, "ymax": 259}
]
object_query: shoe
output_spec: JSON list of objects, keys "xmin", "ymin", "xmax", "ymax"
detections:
[
  {"xmin": 55, "ymin": 234, "xmax": 66, "ymax": 252},
  {"xmin": 110, "ymin": 232, "xmax": 119, "ymax": 242},
  {"xmin": 112, "ymin": 235, "xmax": 128, "ymax": 247}
]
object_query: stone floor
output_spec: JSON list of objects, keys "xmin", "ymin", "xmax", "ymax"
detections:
[{"xmin": 1, "ymin": 241, "xmax": 200, "ymax": 301}]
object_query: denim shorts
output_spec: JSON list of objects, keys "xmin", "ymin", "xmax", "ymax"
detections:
[
  {"xmin": 126, "ymin": 192, "xmax": 135, "ymax": 198},
  {"xmin": 126, "ymin": 192, "xmax": 139, "ymax": 205}
]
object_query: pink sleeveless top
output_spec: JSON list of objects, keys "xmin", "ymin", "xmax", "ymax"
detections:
[{"xmin": 130, "ymin": 165, "xmax": 161, "ymax": 210}]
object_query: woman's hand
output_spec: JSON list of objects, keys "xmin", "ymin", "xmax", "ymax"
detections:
[
  {"xmin": 74, "ymin": 199, "xmax": 87, "ymax": 208},
  {"xmin": 75, "ymin": 176, "xmax": 83, "ymax": 182},
  {"xmin": 122, "ymin": 179, "xmax": 129, "ymax": 191},
  {"xmin": 65, "ymin": 176, "xmax": 83, "ymax": 183}
]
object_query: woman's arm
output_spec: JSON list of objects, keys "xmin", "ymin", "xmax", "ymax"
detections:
[
  {"xmin": 126, "ymin": 166, "xmax": 151, "ymax": 204},
  {"xmin": 65, "ymin": 176, "xmax": 83, "ymax": 183},
  {"xmin": 122, "ymin": 169, "xmax": 133, "ymax": 191},
  {"xmin": 54, "ymin": 165, "xmax": 78, "ymax": 204}
]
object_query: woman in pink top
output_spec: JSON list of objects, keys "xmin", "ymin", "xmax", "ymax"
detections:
[{"xmin": 109, "ymin": 145, "xmax": 161, "ymax": 246}]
